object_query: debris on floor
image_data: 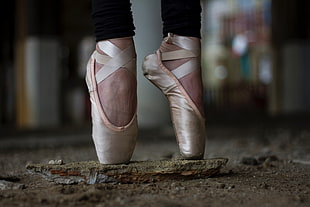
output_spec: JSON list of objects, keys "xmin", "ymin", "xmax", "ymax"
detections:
[
  {"xmin": 26, "ymin": 158, "xmax": 228, "ymax": 184},
  {"xmin": 0, "ymin": 180, "xmax": 24, "ymax": 190},
  {"xmin": 241, "ymin": 155, "xmax": 280, "ymax": 166},
  {"xmin": 48, "ymin": 160, "xmax": 63, "ymax": 165}
]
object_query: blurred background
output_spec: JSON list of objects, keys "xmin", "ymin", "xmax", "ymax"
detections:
[{"xmin": 0, "ymin": 0, "xmax": 309, "ymax": 133}]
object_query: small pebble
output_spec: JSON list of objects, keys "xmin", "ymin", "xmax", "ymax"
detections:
[
  {"xmin": 228, "ymin": 185, "xmax": 235, "ymax": 190},
  {"xmin": 48, "ymin": 160, "xmax": 63, "ymax": 165}
]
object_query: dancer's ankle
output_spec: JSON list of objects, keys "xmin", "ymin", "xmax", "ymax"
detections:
[{"xmin": 98, "ymin": 37, "xmax": 134, "ymax": 51}]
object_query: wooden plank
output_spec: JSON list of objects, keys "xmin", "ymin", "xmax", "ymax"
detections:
[{"xmin": 26, "ymin": 158, "xmax": 228, "ymax": 184}]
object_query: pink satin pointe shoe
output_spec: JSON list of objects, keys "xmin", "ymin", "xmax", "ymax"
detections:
[
  {"xmin": 142, "ymin": 33, "xmax": 206, "ymax": 159},
  {"xmin": 85, "ymin": 39, "xmax": 137, "ymax": 164}
]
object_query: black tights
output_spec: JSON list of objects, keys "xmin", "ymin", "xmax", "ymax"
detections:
[{"xmin": 92, "ymin": 0, "xmax": 202, "ymax": 42}]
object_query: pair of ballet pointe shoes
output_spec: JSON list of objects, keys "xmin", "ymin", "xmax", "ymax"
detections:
[{"xmin": 86, "ymin": 33, "xmax": 206, "ymax": 164}]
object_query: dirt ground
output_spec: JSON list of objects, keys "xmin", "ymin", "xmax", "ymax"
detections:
[{"xmin": 0, "ymin": 119, "xmax": 309, "ymax": 207}]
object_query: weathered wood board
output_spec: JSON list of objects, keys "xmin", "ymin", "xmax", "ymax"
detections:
[{"xmin": 26, "ymin": 158, "xmax": 228, "ymax": 184}]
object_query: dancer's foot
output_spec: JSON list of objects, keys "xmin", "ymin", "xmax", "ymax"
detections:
[
  {"xmin": 85, "ymin": 37, "xmax": 137, "ymax": 164},
  {"xmin": 159, "ymin": 33, "xmax": 204, "ymax": 116},
  {"xmin": 95, "ymin": 37, "xmax": 137, "ymax": 127},
  {"xmin": 142, "ymin": 33, "xmax": 206, "ymax": 159}
]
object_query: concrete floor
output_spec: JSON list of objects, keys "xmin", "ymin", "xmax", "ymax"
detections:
[{"xmin": 0, "ymin": 117, "xmax": 309, "ymax": 207}]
